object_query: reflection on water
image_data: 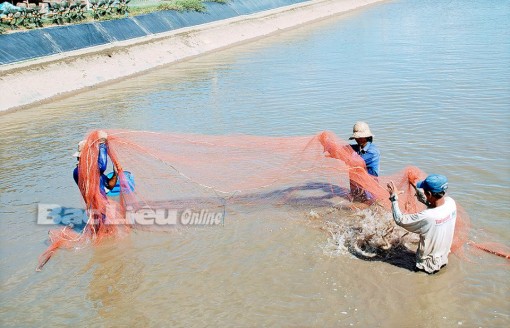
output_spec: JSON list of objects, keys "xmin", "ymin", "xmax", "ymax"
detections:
[
  {"xmin": 1, "ymin": 0, "xmax": 509, "ymax": 326},
  {"xmin": 83, "ymin": 242, "xmax": 148, "ymax": 326}
]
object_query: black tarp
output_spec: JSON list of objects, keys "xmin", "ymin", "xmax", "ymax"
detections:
[{"xmin": 0, "ymin": 0, "xmax": 309, "ymax": 65}]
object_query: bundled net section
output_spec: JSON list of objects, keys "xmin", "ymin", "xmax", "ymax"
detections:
[{"xmin": 37, "ymin": 130, "xmax": 509, "ymax": 270}]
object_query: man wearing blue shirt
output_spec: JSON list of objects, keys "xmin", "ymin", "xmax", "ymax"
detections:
[
  {"xmin": 348, "ymin": 122, "xmax": 380, "ymax": 202},
  {"xmin": 73, "ymin": 131, "xmax": 119, "ymax": 196},
  {"xmin": 72, "ymin": 131, "xmax": 119, "ymax": 232}
]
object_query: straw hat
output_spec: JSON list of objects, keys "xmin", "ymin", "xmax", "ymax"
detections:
[
  {"xmin": 349, "ymin": 122, "xmax": 374, "ymax": 140},
  {"xmin": 73, "ymin": 140, "xmax": 86, "ymax": 158},
  {"xmin": 98, "ymin": 130, "xmax": 108, "ymax": 142}
]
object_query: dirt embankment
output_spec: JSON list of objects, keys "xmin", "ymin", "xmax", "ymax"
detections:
[{"xmin": 0, "ymin": 0, "xmax": 384, "ymax": 113}]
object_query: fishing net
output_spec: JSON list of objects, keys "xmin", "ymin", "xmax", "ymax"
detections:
[{"xmin": 37, "ymin": 130, "xmax": 509, "ymax": 270}]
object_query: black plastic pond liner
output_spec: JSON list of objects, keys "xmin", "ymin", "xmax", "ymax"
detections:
[{"xmin": 0, "ymin": 0, "xmax": 309, "ymax": 65}]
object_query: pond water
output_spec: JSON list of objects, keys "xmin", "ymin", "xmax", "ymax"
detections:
[{"xmin": 1, "ymin": 0, "xmax": 509, "ymax": 326}]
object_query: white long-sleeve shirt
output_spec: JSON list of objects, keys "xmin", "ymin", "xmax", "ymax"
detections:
[{"xmin": 391, "ymin": 197, "xmax": 457, "ymax": 273}]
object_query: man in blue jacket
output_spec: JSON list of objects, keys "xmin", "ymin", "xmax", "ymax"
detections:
[
  {"xmin": 73, "ymin": 131, "xmax": 119, "ymax": 195},
  {"xmin": 73, "ymin": 131, "xmax": 119, "ymax": 231},
  {"xmin": 348, "ymin": 122, "xmax": 380, "ymax": 202}
]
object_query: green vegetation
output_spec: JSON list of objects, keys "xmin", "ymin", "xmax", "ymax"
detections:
[
  {"xmin": 0, "ymin": 0, "xmax": 229, "ymax": 34},
  {"xmin": 90, "ymin": 0, "xmax": 131, "ymax": 19},
  {"xmin": 0, "ymin": 6, "xmax": 45, "ymax": 30},
  {"xmin": 129, "ymin": 0, "xmax": 228, "ymax": 16},
  {"xmin": 47, "ymin": 1, "xmax": 87, "ymax": 25}
]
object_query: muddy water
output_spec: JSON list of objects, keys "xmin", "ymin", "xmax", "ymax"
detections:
[{"xmin": 1, "ymin": 0, "xmax": 509, "ymax": 326}]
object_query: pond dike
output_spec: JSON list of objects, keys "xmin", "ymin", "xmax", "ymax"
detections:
[{"xmin": 0, "ymin": 0, "xmax": 383, "ymax": 112}]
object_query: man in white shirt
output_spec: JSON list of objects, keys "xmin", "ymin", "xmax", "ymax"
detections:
[{"xmin": 387, "ymin": 174, "xmax": 457, "ymax": 274}]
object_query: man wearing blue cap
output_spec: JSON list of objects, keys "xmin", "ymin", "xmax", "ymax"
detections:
[{"xmin": 387, "ymin": 174, "xmax": 457, "ymax": 274}]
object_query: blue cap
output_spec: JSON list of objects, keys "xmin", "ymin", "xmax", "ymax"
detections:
[{"xmin": 416, "ymin": 174, "xmax": 448, "ymax": 193}]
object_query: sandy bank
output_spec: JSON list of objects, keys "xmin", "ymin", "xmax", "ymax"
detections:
[{"xmin": 0, "ymin": 0, "xmax": 384, "ymax": 113}]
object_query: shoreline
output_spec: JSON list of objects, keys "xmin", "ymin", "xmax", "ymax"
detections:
[{"xmin": 0, "ymin": 0, "xmax": 385, "ymax": 114}]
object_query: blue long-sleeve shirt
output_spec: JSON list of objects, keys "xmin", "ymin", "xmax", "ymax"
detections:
[
  {"xmin": 73, "ymin": 143, "xmax": 109, "ymax": 196},
  {"xmin": 350, "ymin": 142, "xmax": 380, "ymax": 177},
  {"xmin": 97, "ymin": 143, "xmax": 108, "ymax": 174}
]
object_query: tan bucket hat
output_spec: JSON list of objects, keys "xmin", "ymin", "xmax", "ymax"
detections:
[
  {"xmin": 349, "ymin": 121, "xmax": 374, "ymax": 140},
  {"xmin": 98, "ymin": 130, "xmax": 108, "ymax": 141},
  {"xmin": 73, "ymin": 140, "xmax": 86, "ymax": 158}
]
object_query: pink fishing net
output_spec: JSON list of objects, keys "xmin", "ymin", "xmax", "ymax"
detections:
[{"xmin": 36, "ymin": 130, "xmax": 509, "ymax": 270}]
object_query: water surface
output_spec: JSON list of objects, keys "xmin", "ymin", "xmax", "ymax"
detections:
[{"xmin": 1, "ymin": 0, "xmax": 509, "ymax": 326}]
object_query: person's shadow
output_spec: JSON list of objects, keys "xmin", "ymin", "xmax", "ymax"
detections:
[{"xmin": 349, "ymin": 243, "xmax": 417, "ymax": 272}]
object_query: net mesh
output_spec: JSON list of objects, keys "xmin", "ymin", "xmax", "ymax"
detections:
[{"xmin": 37, "ymin": 130, "xmax": 509, "ymax": 270}]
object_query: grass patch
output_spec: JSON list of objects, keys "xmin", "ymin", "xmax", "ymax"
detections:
[{"xmin": 128, "ymin": 0, "xmax": 229, "ymax": 16}]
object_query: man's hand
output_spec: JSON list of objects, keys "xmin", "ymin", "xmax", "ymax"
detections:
[
  {"xmin": 387, "ymin": 181, "xmax": 403, "ymax": 202},
  {"xmin": 411, "ymin": 182, "xmax": 428, "ymax": 205},
  {"xmin": 113, "ymin": 163, "xmax": 122, "ymax": 175},
  {"xmin": 387, "ymin": 181, "xmax": 398, "ymax": 197}
]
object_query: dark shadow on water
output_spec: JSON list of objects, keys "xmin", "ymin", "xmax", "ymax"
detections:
[
  {"xmin": 233, "ymin": 182, "xmax": 351, "ymax": 207},
  {"xmin": 349, "ymin": 244, "xmax": 417, "ymax": 272},
  {"xmin": 146, "ymin": 182, "xmax": 352, "ymax": 209},
  {"xmin": 44, "ymin": 182, "xmax": 353, "ymax": 235}
]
